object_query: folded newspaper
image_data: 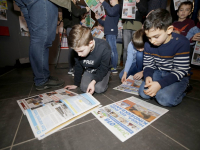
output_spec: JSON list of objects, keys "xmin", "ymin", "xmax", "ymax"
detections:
[
  {"xmin": 91, "ymin": 28, "xmax": 104, "ymax": 39},
  {"xmin": 92, "ymin": 96, "xmax": 168, "ymax": 142},
  {"xmin": 17, "ymin": 88, "xmax": 101, "ymax": 140},
  {"xmin": 113, "ymin": 75, "xmax": 143, "ymax": 95}
]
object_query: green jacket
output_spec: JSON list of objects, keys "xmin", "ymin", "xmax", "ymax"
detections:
[{"xmin": 50, "ymin": 0, "xmax": 71, "ymax": 12}]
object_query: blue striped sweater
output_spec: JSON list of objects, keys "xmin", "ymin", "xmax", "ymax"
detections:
[{"xmin": 143, "ymin": 32, "xmax": 190, "ymax": 89}]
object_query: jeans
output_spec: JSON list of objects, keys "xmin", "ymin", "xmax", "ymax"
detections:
[
  {"xmin": 123, "ymin": 29, "xmax": 136, "ymax": 65},
  {"xmin": 139, "ymin": 70, "xmax": 189, "ymax": 107},
  {"xmin": 106, "ymin": 35, "xmax": 118, "ymax": 69},
  {"xmin": 119, "ymin": 51, "xmax": 143, "ymax": 79},
  {"xmin": 15, "ymin": 0, "xmax": 58, "ymax": 86}
]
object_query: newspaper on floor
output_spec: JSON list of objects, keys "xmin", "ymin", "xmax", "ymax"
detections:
[
  {"xmin": 91, "ymin": 28, "xmax": 104, "ymax": 39},
  {"xmin": 173, "ymin": 0, "xmax": 193, "ymax": 10},
  {"xmin": 25, "ymin": 93, "xmax": 101, "ymax": 140},
  {"xmin": 92, "ymin": 96, "xmax": 168, "ymax": 142},
  {"xmin": 191, "ymin": 41, "xmax": 200, "ymax": 66},
  {"xmin": 122, "ymin": 0, "xmax": 136, "ymax": 19},
  {"xmin": 84, "ymin": 0, "xmax": 105, "ymax": 19},
  {"xmin": 113, "ymin": 75, "xmax": 143, "ymax": 95},
  {"xmin": 17, "ymin": 88, "xmax": 78, "ymax": 115}
]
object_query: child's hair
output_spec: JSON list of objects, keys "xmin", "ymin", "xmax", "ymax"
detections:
[
  {"xmin": 68, "ymin": 24, "xmax": 93, "ymax": 48},
  {"xmin": 143, "ymin": 9, "xmax": 172, "ymax": 31},
  {"xmin": 132, "ymin": 29, "xmax": 145, "ymax": 49},
  {"xmin": 177, "ymin": 1, "xmax": 193, "ymax": 12}
]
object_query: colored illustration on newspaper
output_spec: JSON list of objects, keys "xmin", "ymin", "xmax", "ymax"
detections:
[
  {"xmin": 91, "ymin": 28, "xmax": 104, "ymax": 39},
  {"xmin": 122, "ymin": 0, "xmax": 136, "ymax": 19}
]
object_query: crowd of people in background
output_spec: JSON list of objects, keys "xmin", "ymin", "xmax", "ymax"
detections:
[{"xmin": 14, "ymin": 0, "xmax": 200, "ymax": 107}]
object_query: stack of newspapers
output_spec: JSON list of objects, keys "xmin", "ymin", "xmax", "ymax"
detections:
[{"xmin": 17, "ymin": 88, "xmax": 101, "ymax": 140}]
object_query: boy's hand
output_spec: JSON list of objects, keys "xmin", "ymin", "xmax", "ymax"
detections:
[
  {"xmin": 136, "ymin": 0, "xmax": 140, "ymax": 3},
  {"xmin": 144, "ymin": 81, "xmax": 161, "ymax": 97},
  {"xmin": 145, "ymin": 76, "xmax": 152, "ymax": 85},
  {"xmin": 192, "ymin": 32, "xmax": 200, "ymax": 41},
  {"xmin": 64, "ymin": 85, "xmax": 77, "ymax": 90},
  {"xmin": 86, "ymin": 7, "xmax": 90, "ymax": 12},
  {"xmin": 133, "ymin": 71, "xmax": 143, "ymax": 80},
  {"xmin": 99, "ymin": 0, "xmax": 104, "ymax": 3},
  {"xmin": 86, "ymin": 80, "xmax": 96, "ymax": 94},
  {"xmin": 121, "ymin": 72, "xmax": 127, "ymax": 83},
  {"xmin": 95, "ymin": 13, "xmax": 100, "ymax": 19}
]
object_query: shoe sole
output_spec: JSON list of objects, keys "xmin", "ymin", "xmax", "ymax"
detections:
[
  {"xmin": 111, "ymin": 72, "xmax": 118, "ymax": 74},
  {"xmin": 35, "ymin": 83, "xmax": 65, "ymax": 91}
]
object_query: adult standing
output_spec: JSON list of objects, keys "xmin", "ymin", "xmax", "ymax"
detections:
[
  {"xmin": 148, "ymin": 0, "xmax": 168, "ymax": 13},
  {"xmin": 14, "ymin": 0, "xmax": 71, "ymax": 90},
  {"xmin": 121, "ymin": 0, "xmax": 148, "ymax": 65}
]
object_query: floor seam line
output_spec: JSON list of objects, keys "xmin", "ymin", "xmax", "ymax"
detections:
[
  {"xmin": 150, "ymin": 125, "xmax": 190, "ymax": 150},
  {"xmin": 102, "ymin": 94, "xmax": 115, "ymax": 103},
  {"xmin": 0, "ymin": 68, "xmax": 16, "ymax": 78},
  {"xmin": 10, "ymin": 113, "xmax": 24, "ymax": 150}
]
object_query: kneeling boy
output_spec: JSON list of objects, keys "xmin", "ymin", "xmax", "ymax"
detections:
[
  {"xmin": 65, "ymin": 25, "xmax": 111, "ymax": 94},
  {"xmin": 139, "ymin": 9, "xmax": 190, "ymax": 107}
]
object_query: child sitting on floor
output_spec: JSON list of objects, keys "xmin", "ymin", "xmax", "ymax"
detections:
[{"xmin": 119, "ymin": 29, "xmax": 145, "ymax": 83}]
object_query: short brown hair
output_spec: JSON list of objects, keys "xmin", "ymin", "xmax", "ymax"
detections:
[
  {"xmin": 68, "ymin": 24, "xmax": 93, "ymax": 48},
  {"xmin": 132, "ymin": 29, "xmax": 145, "ymax": 49}
]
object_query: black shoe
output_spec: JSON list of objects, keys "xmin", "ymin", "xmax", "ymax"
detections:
[
  {"xmin": 184, "ymin": 84, "xmax": 193, "ymax": 94},
  {"xmin": 35, "ymin": 76, "xmax": 65, "ymax": 91}
]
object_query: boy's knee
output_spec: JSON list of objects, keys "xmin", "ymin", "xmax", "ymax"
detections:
[
  {"xmin": 156, "ymin": 93, "xmax": 176, "ymax": 107},
  {"xmin": 95, "ymin": 84, "xmax": 108, "ymax": 94}
]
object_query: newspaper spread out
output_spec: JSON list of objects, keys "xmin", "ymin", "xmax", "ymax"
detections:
[
  {"xmin": 122, "ymin": 0, "xmax": 136, "ymax": 19},
  {"xmin": 82, "ymin": 11, "xmax": 95, "ymax": 28},
  {"xmin": 191, "ymin": 41, "xmax": 200, "ymax": 66},
  {"xmin": 84, "ymin": 0, "xmax": 105, "ymax": 19},
  {"xmin": 17, "ymin": 88, "xmax": 78, "ymax": 115},
  {"xmin": 92, "ymin": 96, "xmax": 168, "ymax": 142},
  {"xmin": 91, "ymin": 28, "xmax": 104, "ymax": 39},
  {"xmin": 24, "ymin": 92, "xmax": 101, "ymax": 140},
  {"xmin": 113, "ymin": 75, "xmax": 143, "ymax": 95},
  {"xmin": 173, "ymin": 0, "xmax": 193, "ymax": 10}
]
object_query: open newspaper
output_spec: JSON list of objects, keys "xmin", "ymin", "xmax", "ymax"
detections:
[
  {"xmin": 24, "ymin": 92, "xmax": 100, "ymax": 140},
  {"xmin": 82, "ymin": 11, "xmax": 95, "ymax": 28},
  {"xmin": 91, "ymin": 28, "xmax": 104, "ymax": 39},
  {"xmin": 122, "ymin": 0, "xmax": 136, "ymax": 19},
  {"xmin": 173, "ymin": 0, "xmax": 193, "ymax": 10},
  {"xmin": 84, "ymin": 0, "xmax": 105, "ymax": 19},
  {"xmin": 92, "ymin": 96, "xmax": 168, "ymax": 142},
  {"xmin": 191, "ymin": 41, "xmax": 200, "ymax": 66},
  {"xmin": 113, "ymin": 75, "xmax": 142, "ymax": 95}
]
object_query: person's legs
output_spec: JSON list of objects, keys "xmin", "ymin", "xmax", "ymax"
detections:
[
  {"xmin": 80, "ymin": 71, "xmax": 94, "ymax": 93},
  {"xmin": 95, "ymin": 71, "xmax": 111, "ymax": 93},
  {"xmin": 119, "ymin": 62, "xmax": 139, "ymax": 79},
  {"xmin": 122, "ymin": 29, "xmax": 135, "ymax": 65},
  {"xmin": 106, "ymin": 35, "xmax": 118, "ymax": 70},
  {"xmin": 136, "ymin": 51, "xmax": 143, "ymax": 72}
]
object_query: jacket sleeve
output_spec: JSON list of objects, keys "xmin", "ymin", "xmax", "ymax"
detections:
[
  {"xmin": 102, "ymin": 1, "xmax": 120, "ymax": 17},
  {"xmin": 97, "ymin": 19, "xmax": 105, "ymax": 26},
  {"xmin": 136, "ymin": 0, "xmax": 148, "ymax": 16},
  {"xmin": 71, "ymin": 2, "xmax": 87, "ymax": 17}
]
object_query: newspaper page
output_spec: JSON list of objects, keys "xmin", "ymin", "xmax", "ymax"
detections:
[
  {"xmin": 17, "ymin": 89, "xmax": 78, "ymax": 114},
  {"xmin": 117, "ymin": 19, "xmax": 123, "ymax": 39},
  {"xmin": 113, "ymin": 75, "xmax": 142, "ymax": 95},
  {"xmin": 122, "ymin": 0, "xmax": 136, "ymax": 19},
  {"xmin": 0, "ymin": 0, "xmax": 7, "ymax": 10},
  {"xmin": 25, "ymin": 93, "xmax": 101, "ymax": 139},
  {"xmin": 92, "ymin": 96, "xmax": 168, "ymax": 142},
  {"xmin": 82, "ymin": 11, "xmax": 95, "ymax": 28},
  {"xmin": 91, "ymin": 28, "xmax": 104, "ymax": 39},
  {"xmin": 173, "ymin": 0, "xmax": 193, "ymax": 10},
  {"xmin": 84, "ymin": 0, "xmax": 105, "ymax": 19},
  {"xmin": 191, "ymin": 41, "xmax": 200, "ymax": 66}
]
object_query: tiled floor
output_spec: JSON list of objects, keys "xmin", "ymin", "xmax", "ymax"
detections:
[{"xmin": 0, "ymin": 64, "xmax": 200, "ymax": 150}]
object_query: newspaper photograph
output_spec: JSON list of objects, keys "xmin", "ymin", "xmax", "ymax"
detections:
[
  {"xmin": 84, "ymin": 0, "xmax": 105, "ymax": 19},
  {"xmin": 92, "ymin": 96, "xmax": 168, "ymax": 142},
  {"xmin": 122, "ymin": 0, "xmax": 136, "ymax": 19},
  {"xmin": 17, "ymin": 88, "xmax": 78, "ymax": 114},
  {"xmin": 191, "ymin": 41, "xmax": 200, "ymax": 66},
  {"xmin": 91, "ymin": 28, "xmax": 104, "ymax": 39},
  {"xmin": 173, "ymin": 0, "xmax": 193, "ymax": 10},
  {"xmin": 82, "ymin": 11, "xmax": 95, "ymax": 28},
  {"xmin": 25, "ymin": 93, "xmax": 101, "ymax": 139},
  {"xmin": 113, "ymin": 75, "xmax": 142, "ymax": 95}
]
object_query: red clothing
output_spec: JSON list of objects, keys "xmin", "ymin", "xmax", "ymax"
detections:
[{"xmin": 173, "ymin": 18, "xmax": 195, "ymax": 36}]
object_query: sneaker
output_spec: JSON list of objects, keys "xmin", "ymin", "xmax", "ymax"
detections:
[
  {"xmin": 111, "ymin": 68, "xmax": 118, "ymax": 73},
  {"xmin": 35, "ymin": 76, "xmax": 65, "ymax": 91},
  {"xmin": 68, "ymin": 68, "xmax": 74, "ymax": 75},
  {"xmin": 184, "ymin": 84, "xmax": 193, "ymax": 94}
]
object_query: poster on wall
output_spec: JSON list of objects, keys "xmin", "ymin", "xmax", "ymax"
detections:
[
  {"xmin": 13, "ymin": 1, "xmax": 20, "ymax": 11},
  {"xmin": 0, "ymin": 9, "xmax": 7, "ymax": 20},
  {"xmin": 19, "ymin": 16, "xmax": 30, "ymax": 36},
  {"xmin": 0, "ymin": 0, "xmax": 8, "ymax": 10}
]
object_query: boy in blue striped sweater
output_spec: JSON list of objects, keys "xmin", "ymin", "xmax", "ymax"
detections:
[{"xmin": 139, "ymin": 9, "xmax": 190, "ymax": 107}]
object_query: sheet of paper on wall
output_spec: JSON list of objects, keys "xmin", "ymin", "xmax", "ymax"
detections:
[
  {"xmin": 122, "ymin": 0, "xmax": 136, "ymax": 19},
  {"xmin": 19, "ymin": 16, "xmax": 30, "ymax": 36},
  {"xmin": 0, "ymin": 8, "xmax": 7, "ymax": 20},
  {"xmin": 0, "ymin": 0, "xmax": 8, "ymax": 10},
  {"xmin": 113, "ymin": 75, "xmax": 143, "ymax": 95},
  {"xmin": 13, "ymin": 1, "xmax": 20, "ymax": 11},
  {"xmin": 92, "ymin": 96, "xmax": 168, "ymax": 142},
  {"xmin": 191, "ymin": 41, "xmax": 200, "ymax": 66}
]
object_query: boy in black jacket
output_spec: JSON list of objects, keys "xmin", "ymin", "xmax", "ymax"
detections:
[{"xmin": 65, "ymin": 25, "xmax": 112, "ymax": 94}]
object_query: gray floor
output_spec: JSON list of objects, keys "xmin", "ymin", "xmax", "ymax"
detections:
[{"xmin": 0, "ymin": 64, "xmax": 200, "ymax": 150}]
